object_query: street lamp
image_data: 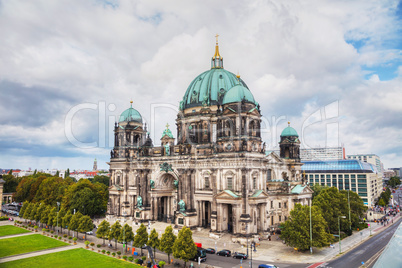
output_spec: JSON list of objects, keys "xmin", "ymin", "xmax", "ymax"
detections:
[
  {"xmin": 56, "ymin": 202, "xmax": 60, "ymax": 236},
  {"xmin": 338, "ymin": 216, "xmax": 346, "ymax": 254}
]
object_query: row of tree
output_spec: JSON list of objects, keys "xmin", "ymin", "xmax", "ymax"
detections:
[
  {"xmin": 280, "ymin": 186, "xmax": 367, "ymax": 251},
  {"xmin": 386, "ymin": 176, "xmax": 401, "ymax": 189},
  {"xmin": 377, "ymin": 188, "xmax": 392, "ymax": 207},
  {"xmin": 19, "ymin": 201, "xmax": 94, "ymax": 239},
  {"xmin": 96, "ymin": 221, "xmax": 197, "ymax": 267},
  {"xmin": 12, "ymin": 173, "xmax": 109, "ymax": 217}
]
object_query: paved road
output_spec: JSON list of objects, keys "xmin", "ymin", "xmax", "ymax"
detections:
[{"xmin": 325, "ymin": 218, "xmax": 401, "ymax": 268}]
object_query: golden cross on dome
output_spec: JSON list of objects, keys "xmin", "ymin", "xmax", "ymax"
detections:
[
  {"xmin": 166, "ymin": 123, "xmax": 169, "ymax": 129},
  {"xmin": 215, "ymin": 34, "xmax": 219, "ymax": 44}
]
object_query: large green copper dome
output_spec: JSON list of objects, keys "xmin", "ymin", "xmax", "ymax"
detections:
[
  {"xmin": 222, "ymin": 83, "xmax": 256, "ymax": 105},
  {"xmin": 119, "ymin": 103, "xmax": 142, "ymax": 123},
  {"xmin": 181, "ymin": 68, "xmax": 249, "ymax": 110},
  {"xmin": 281, "ymin": 125, "xmax": 299, "ymax": 137}
]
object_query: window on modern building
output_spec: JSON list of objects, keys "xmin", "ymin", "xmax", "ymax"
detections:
[
  {"xmin": 333, "ymin": 174, "xmax": 337, "ymax": 179},
  {"xmin": 315, "ymin": 179, "xmax": 319, "ymax": 182},
  {"xmin": 345, "ymin": 174, "xmax": 349, "ymax": 179},
  {"xmin": 352, "ymin": 188, "xmax": 356, "ymax": 191},
  {"xmin": 315, "ymin": 174, "xmax": 319, "ymax": 179},
  {"xmin": 309, "ymin": 174, "xmax": 313, "ymax": 179},
  {"xmin": 326, "ymin": 174, "xmax": 331, "ymax": 179},
  {"xmin": 227, "ymin": 177, "xmax": 233, "ymax": 190},
  {"xmin": 351, "ymin": 174, "xmax": 356, "ymax": 178},
  {"xmin": 327, "ymin": 179, "xmax": 331, "ymax": 183},
  {"xmin": 205, "ymin": 177, "xmax": 210, "ymax": 189},
  {"xmin": 357, "ymin": 175, "xmax": 367, "ymax": 179},
  {"xmin": 320, "ymin": 174, "xmax": 325, "ymax": 179},
  {"xmin": 338, "ymin": 174, "xmax": 343, "ymax": 178}
]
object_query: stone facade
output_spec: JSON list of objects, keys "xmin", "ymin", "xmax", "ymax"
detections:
[{"xmin": 107, "ymin": 41, "xmax": 312, "ymax": 239}]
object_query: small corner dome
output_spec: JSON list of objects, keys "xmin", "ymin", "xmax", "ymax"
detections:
[
  {"xmin": 119, "ymin": 107, "xmax": 142, "ymax": 123},
  {"xmin": 281, "ymin": 126, "xmax": 299, "ymax": 137},
  {"xmin": 222, "ymin": 84, "xmax": 256, "ymax": 105}
]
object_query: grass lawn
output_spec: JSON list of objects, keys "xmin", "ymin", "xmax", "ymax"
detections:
[
  {"xmin": 1, "ymin": 248, "xmax": 143, "ymax": 267},
  {"xmin": 0, "ymin": 225, "xmax": 31, "ymax": 236},
  {"xmin": 0, "ymin": 234, "xmax": 68, "ymax": 258}
]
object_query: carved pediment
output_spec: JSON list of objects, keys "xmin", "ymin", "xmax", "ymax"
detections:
[
  {"xmin": 216, "ymin": 190, "xmax": 241, "ymax": 199},
  {"xmin": 109, "ymin": 185, "xmax": 123, "ymax": 191}
]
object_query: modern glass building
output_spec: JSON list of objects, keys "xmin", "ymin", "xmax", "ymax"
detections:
[{"xmin": 302, "ymin": 160, "xmax": 382, "ymax": 206}]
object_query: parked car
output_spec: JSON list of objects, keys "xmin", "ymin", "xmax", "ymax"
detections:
[
  {"xmin": 258, "ymin": 264, "xmax": 279, "ymax": 268},
  {"xmin": 216, "ymin": 249, "xmax": 231, "ymax": 257},
  {"xmin": 205, "ymin": 248, "xmax": 216, "ymax": 254},
  {"xmin": 233, "ymin": 252, "xmax": 248, "ymax": 259},
  {"xmin": 86, "ymin": 231, "xmax": 93, "ymax": 235}
]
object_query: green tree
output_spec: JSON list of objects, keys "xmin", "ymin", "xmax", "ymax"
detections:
[
  {"xmin": 23, "ymin": 202, "xmax": 34, "ymax": 222},
  {"xmin": 133, "ymin": 223, "xmax": 148, "ymax": 256},
  {"xmin": 159, "ymin": 225, "xmax": 176, "ymax": 264},
  {"xmin": 19, "ymin": 201, "xmax": 29, "ymax": 222},
  {"xmin": 388, "ymin": 177, "xmax": 401, "ymax": 188},
  {"xmin": 62, "ymin": 210, "xmax": 73, "ymax": 236},
  {"xmin": 92, "ymin": 175, "xmax": 110, "ymax": 187},
  {"xmin": 65, "ymin": 168, "xmax": 70, "ymax": 179},
  {"xmin": 57, "ymin": 207, "xmax": 67, "ymax": 234},
  {"xmin": 310, "ymin": 184, "xmax": 330, "ymax": 199},
  {"xmin": 41, "ymin": 205, "xmax": 51, "ymax": 228},
  {"xmin": 33, "ymin": 169, "xmax": 37, "ymax": 175},
  {"xmin": 96, "ymin": 220, "xmax": 110, "ymax": 245},
  {"xmin": 62, "ymin": 180, "xmax": 108, "ymax": 217},
  {"xmin": 109, "ymin": 221, "xmax": 122, "ymax": 249},
  {"xmin": 173, "ymin": 226, "xmax": 197, "ymax": 267},
  {"xmin": 148, "ymin": 228, "xmax": 160, "ymax": 257},
  {"xmin": 340, "ymin": 190, "xmax": 367, "ymax": 229},
  {"xmin": 28, "ymin": 203, "xmax": 39, "ymax": 223},
  {"xmin": 378, "ymin": 198, "xmax": 386, "ymax": 207},
  {"xmin": 69, "ymin": 212, "xmax": 83, "ymax": 238},
  {"xmin": 313, "ymin": 187, "xmax": 349, "ymax": 233},
  {"xmin": 280, "ymin": 204, "xmax": 332, "ymax": 251},
  {"xmin": 47, "ymin": 207, "xmax": 57, "ymax": 230},
  {"xmin": 2, "ymin": 174, "xmax": 20, "ymax": 193},
  {"xmin": 35, "ymin": 203, "xmax": 46, "ymax": 227},
  {"xmin": 119, "ymin": 223, "xmax": 135, "ymax": 253},
  {"xmin": 78, "ymin": 215, "xmax": 94, "ymax": 240}
]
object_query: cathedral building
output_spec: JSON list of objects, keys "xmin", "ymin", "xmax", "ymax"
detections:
[{"xmin": 107, "ymin": 38, "xmax": 312, "ymax": 239}]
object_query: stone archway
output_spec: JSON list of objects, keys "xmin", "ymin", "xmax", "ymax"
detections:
[{"xmin": 151, "ymin": 172, "xmax": 178, "ymax": 223}]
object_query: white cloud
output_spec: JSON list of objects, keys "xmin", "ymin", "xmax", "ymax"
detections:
[{"xmin": 0, "ymin": 0, "xmax": 401, "ymax": 170}]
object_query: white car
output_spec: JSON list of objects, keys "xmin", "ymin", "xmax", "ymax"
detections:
[{"xmin": 86, "ymin": 231, "xmax": 93, "ymax": 235}]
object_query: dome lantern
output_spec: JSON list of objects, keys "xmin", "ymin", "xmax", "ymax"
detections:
[{"xmin": 211, "ymin": 34, "xmax": 223, "ymax": 69}]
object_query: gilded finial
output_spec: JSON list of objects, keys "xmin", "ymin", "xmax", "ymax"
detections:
[
  {"xmin": 130, "ymin": 100, "xmax": 133, "ymax": 107},
  {"xmin": 236, "ymin": 71, "xmax": 240, "ymax": 79},
  {"xmin": 288, "ymin": 122, "xmax": 290, "ymax": 126},
  {"xmin": 166, "ymin": 123, "xmax": 169, "ymax": 129},
  {"xmin": 213, "ymin": 34, "xmax": 221, "ymax": 59}
]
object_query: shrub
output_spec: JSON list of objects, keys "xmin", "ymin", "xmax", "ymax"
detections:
[
  {"xmin": 117, "ymin": 251, "xmax": 121, "ymax": 256},
  {"xmin": 159, "ymin": 261, "xmax": 166, "ymax": 267},
  {"xmin": 34, "ymin": 226, "xmax": 38, "ymax": 231},
  {"xmin": 102, "ymin": 249, "xmax": 106, "ymax": 254},
  {"xmin": 97, "ymin": 244, "xmax": 101, "ymax": 248},
  {"xmin": 90, "ymin": 242, "xmax": 95, "ymax": 247},
  {"xmin": 63, "ymin": 234, "xmax": 67, "ymax": 238},
  {"xmin": 128, "ymin": 256, "xmax": 134, "ymax": 262},
  {"xmin": 58, "ymin": 236, "xmax": 62, "ymax": 240},
  {"xmin": 106, "ymin": 251, "xmax": 110, "ymax": 255},
  {"xmin": 54, "ymin": 235, "xmax": 58, "ymax": 239},
  {"xmin": 122, "ymin": 255, "xmax": 127, "ymax": 260},
  {"xmin": 134, "ymin": 259, "xmax": 139, "ymax": 264},
  {"xmin": 141, "ymin": 256, "xmax": 146, "ymax": 261},
  {"xmin": 85, "ymin": 240, "xmax": 90, "ymax": 248},
  {"xmin": 73, "ymin": 237, "xmax": 77, "ymax": 243},
  {"xmin": 50, "ymin": 230, "xmax": 54, "ymax": 234},
  {"xmin": 112, "ymin": 252, "xmax": 116, "ymax": 257},
  {"xmin": 68, "ymin": 236, "xmax": 72, "ymax": 240}
]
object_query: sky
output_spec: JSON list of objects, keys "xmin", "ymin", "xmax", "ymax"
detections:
[{"xmin": 0, "ymin": 0, "xmax": 401, "ymax": 171}]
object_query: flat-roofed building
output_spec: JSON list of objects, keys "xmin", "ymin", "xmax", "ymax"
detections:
[
  {"xmin": 347, "ymin": 154, "xmax": 383, "ymax": 175},
  {"xmin": 302, "ymin": 160, "xmax": 382, "ymax": 206}
]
